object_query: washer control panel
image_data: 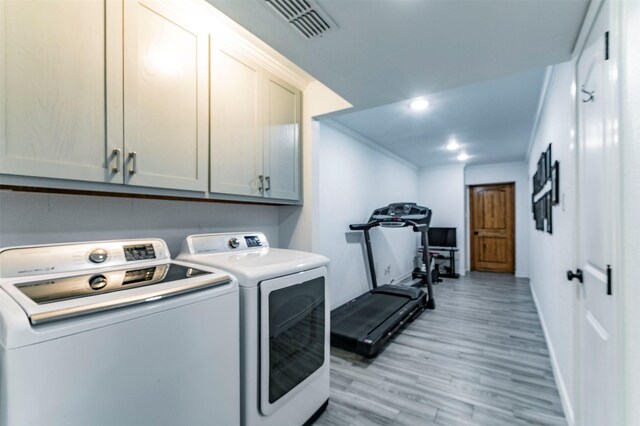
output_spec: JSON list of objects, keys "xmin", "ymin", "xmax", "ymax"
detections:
[
  {"xmin": 88, "ymin": 249, "xmax": 108, "ymax": 264},
  {"xmin": 0, "ymin": 239, "xmax": 169, "ymax": 279},
  {"xmin": 228, "ymin": 238, "xmax": 240, "ymax": 249},
  {"xmin": 124, "ymin": 244, "xmax": 156, "ymax": 262}
]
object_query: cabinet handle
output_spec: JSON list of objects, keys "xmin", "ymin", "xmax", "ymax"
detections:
[
  {"xmin": 111, "ymin": 148, "xmax": 121, "ymax": 173},
  {"xmin": 258, "ymin": 175, "xmax": 264, "ymax": 193},
  {"xmin": 265, "ymin": 176, "xmax": 271, "ymax": 192},
  {"xmin": 128, "ymin": 151, "xmax": 137, "ymax": 175}
]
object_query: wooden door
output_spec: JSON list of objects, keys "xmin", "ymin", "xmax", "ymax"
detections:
[
  {"xmin": 123, "ymin": 0, "xmax": 208, "ymax": 191},
  {"xmin": 0, "ymin": 0, "xmax": 123, "ymax": 183},
  {"xmin": 262, "ymin": 72, "xmax": 301, "ymax": 201},
  {"xmin": 576, "ymin": 3, "xmax": 618, "ymax": 424},
  {"xmin": 470, "ymin": 183, "xmax": 515, "ymax": 273},
  {"xmin": 210, "ymin": 42, "xmax": 263, "ymax": 197}
]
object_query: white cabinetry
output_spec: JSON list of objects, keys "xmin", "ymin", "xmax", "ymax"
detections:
[
  {"xmin": 1, "ymin": 0, "xmax": 207, "ymax": 192},
  {"xmin": 210, "ymin": 43, "xmax": 301, "ymax": 201},
  {"xmin": 263, "ymin": 73, "xmax": 301, "ymax": 201},
  {"xmin": 210, "ymin": 44, "xmax": 262, "ymax": 197},
  {"xmin": 123, "ymin": 0, "xmax": 208, "ymax": 191},
  {"xmin": 0, "ymin": 0, "xmax": 123, "ymax": 183},
  {"xmin": 1, "ymin": 0, "xmax": 302, "ymax": 203}
]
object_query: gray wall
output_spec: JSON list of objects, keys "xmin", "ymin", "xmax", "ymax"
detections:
[
  {"xmin": 417, "ymin": 165, "xmax": 466, "ymax": 275},
  {"xmin": 0, "ymin": 190, "xmax": 279, "ymax": 256},
  {"xmin": 316, "ymin": 122, "xmax": 419, "ymax": 309}
]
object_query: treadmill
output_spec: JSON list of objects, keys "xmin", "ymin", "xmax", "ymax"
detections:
[{"xmin": 331, "ymin": 202, "xmax": 435, "ymax": 357}]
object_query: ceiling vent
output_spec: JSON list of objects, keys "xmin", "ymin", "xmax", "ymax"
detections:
[{"xmin": 264, "ymin": 0, "xmax": 337, "ymax": 39}]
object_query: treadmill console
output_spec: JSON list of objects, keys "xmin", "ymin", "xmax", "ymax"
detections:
[{"xmin": 369, "ymin": 203, "xmax": 432, "ymax": 227}]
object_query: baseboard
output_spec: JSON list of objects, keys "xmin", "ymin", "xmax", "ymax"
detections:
[
  {"xmin": 530, "ymin": 285, "xmax": 575, "ymax": 425},
  {"xmin": 389, "ymin": 271, "xmax": 413, "ymax": 285}
]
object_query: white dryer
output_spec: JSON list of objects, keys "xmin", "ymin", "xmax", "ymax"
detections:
[
  {"xmin": 178, "ymin": 232, "xmax": 330, "ymax": 426},
  {"xmin": 0, "ymin": 239, "xmax": 240, "ymax": 426}
]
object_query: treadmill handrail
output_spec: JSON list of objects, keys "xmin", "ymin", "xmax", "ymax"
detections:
[
  {"xmin": 405, "ymin": 220, "xmax": 428, "ymax": 232},
  {"xmin": 349, "ymin": 221, "xmax": 380, "ymax": 231}
]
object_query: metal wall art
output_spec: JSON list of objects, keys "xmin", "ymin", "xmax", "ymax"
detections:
[{"xmin": 532, "ymin": 143, "xmax": 559, "ymax": 234}]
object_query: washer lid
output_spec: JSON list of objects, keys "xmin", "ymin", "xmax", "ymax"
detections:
[
  {"xmin": 178, "ymin": 248, "xmax": 328, "ymax": 286},
  {"xmin": 2, "ymin": 262, "xmax": 231, "ymax": 325}
]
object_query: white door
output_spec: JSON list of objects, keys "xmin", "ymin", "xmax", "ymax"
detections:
[
  {"xmin": 576, "ymin": 4, "xmax": 618, "ymax": 425},
  {"xmin": 0, "ymin": 0, "xmax": 123, "ymax": 183},
  {"xmin": 123, "ymin": 0, "xmax": 208, "ymax": 191}
]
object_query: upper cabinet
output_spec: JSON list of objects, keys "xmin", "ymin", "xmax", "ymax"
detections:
[
  {"xmin": 263, "ymin": 73, "xmax": 301, "ymax": 201},
  {"xmin": 210, "ymin": 43, "xmax": 263, "ymax": 197},
  {"xmin": 210, "ymin": 43, "xmax": 301, "ymax": 201},
  {"xmin": 1, "ymin": 0, "xmax": 304, "ymax": 203},
  {"xmin": 123, "ymin": 0, "xmax": 208, "ymax": 191},
  {"xmin": 0, "ymin": 0, "xmax": 123, "ymax": 183},
  {"xmin": 1, "ymin": 0, "xmax": 207, "ymax": 192}
]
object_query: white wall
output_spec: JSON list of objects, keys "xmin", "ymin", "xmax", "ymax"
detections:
[
  {"xmin": 526, "ymin": 61, "xmax": 577, "ymax": 424},
  {"xmin": 278, "ymin": 81, "xmax": 351, "ymax": 252},
  {"xmin": 316, "ymin": 121, "xmax": 419, "ymax": 309},
  {"xmin": 620, "ymin": 0, "xmax": 640, "ymax": 422},
  {"xmin": 417, "ymin": 165, "xmax": 466, "ymax": 275},
  {"xmin": 0, "ymin": 190, "xmax": 279, "ymax": 256},
  {"xmin": 465, "ymin": 161, "xmax": 529, "ymax": 277}
]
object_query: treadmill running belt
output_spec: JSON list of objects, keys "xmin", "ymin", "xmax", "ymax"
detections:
[
  {"xmin": 331, "ymin": 287, "xmax": 428, "ymax": 357},
  {"xmin": 331, "ymin": 293, "xmax": 409, "ymax": 340}
]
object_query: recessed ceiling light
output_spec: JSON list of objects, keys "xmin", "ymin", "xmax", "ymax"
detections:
[
  {"xmin": 457, "ymin": 152, "xmax": 469, "ymax": 161},
  {"xmin": 409, "ymin": 98, "xmax": 429, "ymax": 111},
  {"xmin": 446, "ymin": 139, "xmax": 460, "ymax": 151}
]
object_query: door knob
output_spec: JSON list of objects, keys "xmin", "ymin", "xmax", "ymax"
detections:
[{"xmin": 567, "ymin": 269, "xmax": 583, "ymax": 283}]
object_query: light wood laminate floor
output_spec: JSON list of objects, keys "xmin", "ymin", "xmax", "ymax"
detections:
[{"xmin": 315, "ymin": 272, "xmax": 566, "ymax": 426}]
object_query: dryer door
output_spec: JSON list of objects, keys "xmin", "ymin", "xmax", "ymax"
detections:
[{"xmin": 259, "ymin": 266, "xmax": 328, "ymax": 416}]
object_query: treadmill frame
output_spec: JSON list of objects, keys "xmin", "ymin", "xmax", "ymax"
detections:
[{"xmin": 330, "ymin": 203, "xmax": 435, "ymax": 357}]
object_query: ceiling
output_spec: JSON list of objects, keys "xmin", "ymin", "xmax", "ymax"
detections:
[
  {"xmin": 206, "ymin": 0, "xmax": 589, "ymax": 167},
  {"xmin": 330, "ymin": 67, "xmax": 547, "ymax": 168}
]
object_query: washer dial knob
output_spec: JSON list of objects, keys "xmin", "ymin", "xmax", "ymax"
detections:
[
  {"xmin": 228, "ymin": 238, "xmax": 240, "ymax": 249},
  {"xmin": 89, "ymin": 248, "xmax": 108, "ymax": 263},
  {"xmin": 89, "ymin": 275, "xmax": 108, "ymax": 290}
]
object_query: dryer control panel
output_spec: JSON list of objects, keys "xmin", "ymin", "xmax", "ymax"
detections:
[{"xmin": 186, "ymin": 232, "xmax": 269, "ymax": 254}]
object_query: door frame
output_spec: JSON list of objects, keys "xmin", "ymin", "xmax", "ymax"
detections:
[
  {"xmin": 573, "ymin": 0, "xmax": 624, "ymax": 424},
  {"xmin": 468, "ymin": 182, "xmax": 516, "ymax": 274}
]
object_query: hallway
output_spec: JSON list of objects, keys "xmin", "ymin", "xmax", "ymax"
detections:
[{"xmin": 316, "ymin": 272, "xmax": 566, "ymax": 426}]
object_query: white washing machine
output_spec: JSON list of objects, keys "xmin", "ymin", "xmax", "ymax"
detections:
[
  {"xmin": 178, "ymin": 232, "xmax": 330, "ymax": 426},
  {"xmin": 0, "ymin": 239, "xmax": 240, "ymax": 426}
]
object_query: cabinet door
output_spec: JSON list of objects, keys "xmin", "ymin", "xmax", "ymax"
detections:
[
  {"xmin": 0, "ymin": 0, "xmax": 123, "ymax": 183},
  {"xmin": 263, "ymin": 73, "xmax": 301, "ymax": 201},
  {"xmin": 210, "ymin": 43, "xmax": 263, "ymax": 197},
  {"xmin": 123, "ymin": 0, "xmax": 208, "ymax": 191}
]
